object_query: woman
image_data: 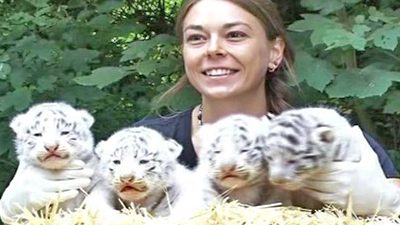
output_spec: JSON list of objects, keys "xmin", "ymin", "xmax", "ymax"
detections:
[
  {"xmin": 0, "ymin": 0, "xmax": 399, "ymax": 223},
  {"xmin": 134, "ymin": 0, "xmax": 400, "ymax": 216}
]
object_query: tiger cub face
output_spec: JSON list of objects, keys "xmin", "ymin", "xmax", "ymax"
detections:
[
  {"xmin": 9, "ymin": 102, "xmax": 95, "ymax": 170},
  {"xmin": 263, "ymin": 107, "xmax": 353, "ymax": 190},
  {"xmin": 197, "ymin": 114, "xmax": 270, "ymax": 190},
  {"xmin": 95, "ymin": 126, "xmax": 183, "ymax": 203}
]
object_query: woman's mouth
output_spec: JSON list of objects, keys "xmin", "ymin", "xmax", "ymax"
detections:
[{"xmin": 203, "ymin": 68, "xmax": 239, "ymax": 77}]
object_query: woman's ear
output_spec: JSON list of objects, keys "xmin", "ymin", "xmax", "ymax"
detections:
[{"xmin": 268, "ymin": 37, "xmax": 285, "ymax": 69}]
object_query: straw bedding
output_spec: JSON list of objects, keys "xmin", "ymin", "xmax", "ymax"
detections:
[{"xmin": 11, "ymin": 201, "xmax": 400, "ymax": 225}]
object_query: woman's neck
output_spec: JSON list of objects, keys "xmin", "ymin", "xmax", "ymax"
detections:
[{"xmin": 200, "ymin": 97, "xmax": 268, "ymax": 124}]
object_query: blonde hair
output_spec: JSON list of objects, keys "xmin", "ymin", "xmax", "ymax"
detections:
[{"xmin": 160, "ymin": 0, "xmax": 295, "ymax": 114}]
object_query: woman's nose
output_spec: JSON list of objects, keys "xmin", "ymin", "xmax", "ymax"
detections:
[{"xmin": 206, "ymin": 35, "xmax": 226, "ymax": 57}]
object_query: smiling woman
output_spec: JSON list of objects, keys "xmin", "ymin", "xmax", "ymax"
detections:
[
  {"xmin": 132, "ymin": 0, "xmax": 400, "ymax": 217},
  {"xmin": 182, "ymin": 0, "xmax": 280, "ymax": 111},
  {"xmin": 173, "ymin": 0, "xmax": 294, "ymax": 119},
  {"xmin": 1, "ymin": 0, "xmax": 400, "ymax": 224}
]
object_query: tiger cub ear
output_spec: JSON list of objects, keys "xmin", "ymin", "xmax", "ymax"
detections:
[
  {"xmin": 312, "ymin": 126, "xmax": 336, "ymax": 144},
  {"xmin": 77, "ymin": 109, "xmax": 95, "ymax": 128},
  {"xmin": 9, "ymin": 113, "xmax": 27, "ymax": 134},
  {"xmin": 94, "ymin": 140, "xmax": 108, "ymax": 157},
  {"xmin": 165, "ymin": 138, "xmax": 183, "ymax": 159}
]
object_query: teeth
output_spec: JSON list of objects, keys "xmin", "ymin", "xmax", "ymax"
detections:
[{"xmin": 205, "ymin": 68, "xmax": 235, "ymax": 76}]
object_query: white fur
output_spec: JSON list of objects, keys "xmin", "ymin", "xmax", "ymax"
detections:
[
  {"xmin": 86, "ymin": 126, "xmax": 206, "ymax": 218},
  {"xmin": 196, "ymin": 114, "xmax": 290, "ymax": 206},
  {"xmin": 9, "ymin": 101, "xmax": 98, "ymax": 210}
]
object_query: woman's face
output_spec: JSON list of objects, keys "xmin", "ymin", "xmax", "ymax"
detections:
[{"xmin": 182, "ymin": 0, "xmax": 283, "ymax": 100}]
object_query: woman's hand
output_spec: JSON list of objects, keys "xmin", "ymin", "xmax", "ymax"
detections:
[
  {"xmin": 302, "ymin": 126, "xmax": 400, "ymax": 216},
  {"xmin": 0, "ymin": 160, "xmax": 93, "ymax": 224}
]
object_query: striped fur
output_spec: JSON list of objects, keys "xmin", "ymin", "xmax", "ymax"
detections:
[
  {"xmin": 263, "ymin": 107, "xmax": 359, "ymax": 191},
  {"xmin": 91, "ymin": 126, "xmax": 202, "ymax": 217},
  {"xmin": 9, "ymin": 101, "xmax": 97, "ymax": 209},
  {"xmin": 196, "ymin": 114, "xmax": 290, "ymax": 206}
]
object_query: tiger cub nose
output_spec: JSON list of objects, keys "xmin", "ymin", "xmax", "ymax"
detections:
[
  {"xmin": 44, "ymin": 144, "xmax": 59, "ymax": 152},
  {"xmin": 221, "ymin": 164, "xmax": 237, "ymax": 172},
  {"xmin": 120, "ymin": 175, "xmax": 135, "ymax": 183}
]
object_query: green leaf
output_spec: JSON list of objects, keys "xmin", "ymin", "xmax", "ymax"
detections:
[
  {"xmin": 0, "ymin": 123, "xmax": 13, "ymax": 156},
  {"xmin": 17, "ymin": 38, "xmax": 61, "ymax": 62},
  {"xmin": 96, "ymin": 1, "xmax": 125, "ymax": 13},
  {"xmin": 294, "ymin": 50, "xmax": 335, "ymax": 91},
  {"xmin": 326, "ymin": 66, "xmax": 400, "ymax": 98},
  {"xmin": 0, "ymin": 88, "xmax": 32, "ymax": 112},
  {"xmin": 134, "ymin": 60, "xmax": 158, "ymax": 76},
  {"xmin": 74, "ymin": 67, "xmax": 130, "ymax": 89},
  {"xmin": 0, "ymin": 53, "xmax": 10, "ymax": 62},
  {"xmin": 301, "ymin": 0, "xmax": 344, "ymax": 15},
  {"xmin": 156, "ymin": 57, "xmax": 182, "ymax": 76},
  {"xmin": 288, "ymin": 14, "xmax": 342, "ymax": 46},
  {"xmin": 110, "ymin": 21, "xmax": 146, "ymax": 37},
  {"xmin": 342, "ymin": 0, "xmax": 362, "ymax": 4},
  {"xmin": 368, "ymin": 7, "xmax": 397, "ymax": 23},
  {"xmin": 25, "ymin": 0, "xmax": 49, "ymax": 8},
  {"xmin": 384, "ymin": 91, "xmax": 400, "ymax": 114},
  {"xmin": 9, "ymin": 67, "xmax": 31, "ymax": 88},
  {"xmin": 352, "ymin": 24, "xmax": 371, "ymax": 37},
  {"xmin": 61, "ymin": 48, "xmax": 100, "ymax": 72},
  {"xmin": 32, "ymin": 16, "xmax": 54, "ymax": 27},
  {"xmin": 0, "ymin": 63, "xmax": 11, "ymax": 80},
  {"xmin": 369, "ymin": 24, "xmax": 400, "ymax": 50},
  {"xmin": 59, "ymin": 86, "xmax": 107, "ymax": 103},
  {"xmin": 323, "ymin": 28, "xmax": 367, "ymax": 50},
  {"xmin": 68, "ymin": 0, "xmax": 86, "ymax": 9},
  {"xmin": 8, "ymin": 12, "xmax": 34, "ymax": 24},
  {"xmin": 354, "ymin": 15, "xmax": 365, "ymax": 24},
  {"xmin": 34, "ymin": 6, "xmax": 52, "ymax": 17},
  {"xmin": 289, "ymin": 14, "xmax": 339, "ymax": 32},
  {"xmin": 152, "ymin": 34, "xmax": 178, "ymax": 45},
  {"xmin": 121, "ymin": 40, "xmax": 155, "ymax": 62},
  {"xmin": 120, "ymin": 34, "xmax": 177, "ymax": 62},
  {"xmin": 88, "ymin": 15, "xmax": 112, "ymax": 30},
  {"xmin": 36, "ymin": 75, "xmax": 57, "ymax": 93}
]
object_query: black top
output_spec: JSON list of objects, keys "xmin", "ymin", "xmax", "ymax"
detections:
[{"xmin": 134, "ymin": 108, "xmax": 399, "ymax": 177}]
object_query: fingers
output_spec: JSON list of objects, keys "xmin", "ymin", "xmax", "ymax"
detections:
[
  {"xmin": 31, "ymin": 190, "xmax": 79, "ymax": 210},
  {"xmin": 43, "ymin": 178, "xmax": 91, "ymax": 192},
  {"xmin": 40, "ymin": 168, "xmax": 94, "ymax": 180}
]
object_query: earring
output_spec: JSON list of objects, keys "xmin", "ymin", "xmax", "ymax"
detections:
[{"xmin": 268, "ymin": 63, "xmax": 277, "ymax": 72}]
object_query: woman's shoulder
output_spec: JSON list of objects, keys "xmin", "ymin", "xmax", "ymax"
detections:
[
  {"xmin": 133, "ymin": 108, "xmax": 193, "ymax": 138},
  {"xmin": 362, "ymin": 132, "xmax": 399, "ymax": 178}
]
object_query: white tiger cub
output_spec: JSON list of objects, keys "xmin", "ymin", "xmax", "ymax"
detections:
[
  {"xmin": 85, "ymin": 126, "xmax": 205, "ymax": 219},
  {"xmin": 196, "ymin": 114, "xmax": 290, "ymax": 206},
  {"xmin": 263, "ymin": 107, "xmax": 361, "ymax": 191},
  {"xmin": 9, "ymin": 101, "xmax": 98, "ymax": 210}
]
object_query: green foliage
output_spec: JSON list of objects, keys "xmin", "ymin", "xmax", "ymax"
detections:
[
  {"xmin": 0, "ymin": 0, "xmax": 185, "ymax": 193},
  {"xmin": 287, "ymin": 0, "xmax": 400, "ymax": 165}
]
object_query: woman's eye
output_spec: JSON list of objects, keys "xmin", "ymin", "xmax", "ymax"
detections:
[
  {"xmin": 185, "ymin": 34, "xmax": 206, "ymax": 44},
  {"xmin": 227, "ymin": 31, "xmax": 247, "ymax": 40}
]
